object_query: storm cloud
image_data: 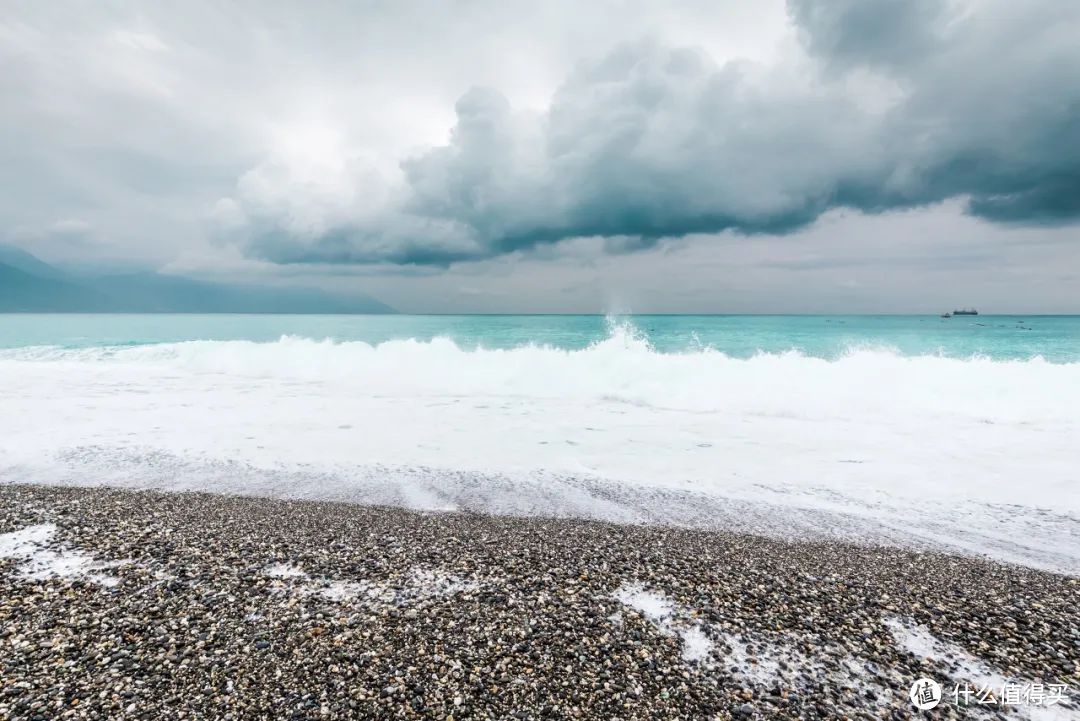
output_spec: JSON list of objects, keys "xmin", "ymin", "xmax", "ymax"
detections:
[
  {"xmin": 221, "ymin": 0, "xmax": 1080, "ymax": 266},
  {"xmin": 2, "ymin": 0, "xmax": 1078, "ymax": 312}
]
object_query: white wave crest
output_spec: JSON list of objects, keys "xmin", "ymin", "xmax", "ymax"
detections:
[
  {"xmin": 1, "ymin": 322, "xmax": 1078, "ymax": 573},
  {"xmin": 1, "ymin": 328, "xmax": 1075, "ymax": 420}
]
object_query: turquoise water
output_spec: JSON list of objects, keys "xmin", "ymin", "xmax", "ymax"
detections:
[{"xmin": 0, "ymin": 313, "xmax": 1078, "ymax": 361}]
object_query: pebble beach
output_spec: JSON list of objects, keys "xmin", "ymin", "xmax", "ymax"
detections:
[{"xmin": 1, "ymin": 484, "xmax": 1077, "ymax": 720}]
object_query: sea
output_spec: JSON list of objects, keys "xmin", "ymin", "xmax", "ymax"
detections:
[{"xmin": 1, "ymin": 313, "xmax": 1077, "ymax": 573}]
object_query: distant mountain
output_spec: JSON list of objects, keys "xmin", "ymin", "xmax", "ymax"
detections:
[
  {"xmin": 0, "ymin": 246, "xmax": 395, "ymax": 314},
  {"xmin": 0, "ymin": 244, "xmax": 70, "ymax": 279},
  {"xmin": 0, "ymin": 262, "xmax": 115, "ymax": 311},
  {"xmin": 80, "ymin": 272, "xmax": 395, "ymax": 314}
]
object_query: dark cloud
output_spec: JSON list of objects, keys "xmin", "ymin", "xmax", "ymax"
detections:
[
  {"xmin": 968, "ymin": 173, "xmax": 1080, "ymax": 224},
  {"xmin": 224, "ymin": 0, "xmax": 1080, "ymax": 266},
  {"xmin": 787, "ymin": 0, "xmax": 946, "ymax": 71}
]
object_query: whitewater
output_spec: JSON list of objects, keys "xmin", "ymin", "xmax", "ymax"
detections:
[{"xmin": 1, "ymin": 316, "xmax": 1077, "ymax": 574}]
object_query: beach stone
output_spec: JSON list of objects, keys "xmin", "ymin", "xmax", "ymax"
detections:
[{"xmin": 0, "ymin": 483, "xmax": 1077, "ymax": 720}]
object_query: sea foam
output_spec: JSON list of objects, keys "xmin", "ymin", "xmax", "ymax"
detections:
[{"xmin": 1, "ymin": 322, "xmax": 1077, "ymax": 573}]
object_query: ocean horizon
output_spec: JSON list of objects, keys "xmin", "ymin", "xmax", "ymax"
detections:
[{"xmin": 3, "ymin": 311, "xmax": 1079, "ymax": 357}]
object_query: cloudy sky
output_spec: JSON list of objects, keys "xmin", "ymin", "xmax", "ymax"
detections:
[{"xmin": 2, "ymin": 0, "xmax": 1078, "ymax": 313}]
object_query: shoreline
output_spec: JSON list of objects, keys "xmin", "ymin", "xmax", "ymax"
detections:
[
  {"xmin": 2, "ymin": 483, "xmax": 1077, "ymax": 719},
  {"xmin": 5, "ymin": 471, "xmax": 1074, "ymax": 578}
]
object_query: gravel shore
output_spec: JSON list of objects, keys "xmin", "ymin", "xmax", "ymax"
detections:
[{"xmin": 1, "ymin": 483, "xmax": 1077, "ymax": 720}]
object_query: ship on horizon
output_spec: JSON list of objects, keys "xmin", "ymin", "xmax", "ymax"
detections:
[{"xmin": 953, "ymin": 308, "xmax": 979, "ymax": 315}]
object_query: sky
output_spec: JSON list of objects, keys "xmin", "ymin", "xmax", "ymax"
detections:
[{"xmin": 1, "ymin": 0, "xmax": 1078, "ymax": 313}]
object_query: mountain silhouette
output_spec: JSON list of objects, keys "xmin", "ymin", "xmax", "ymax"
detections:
[{"xmin": 0, "ymin": 246, "xmax": 395, "ymax": 313}]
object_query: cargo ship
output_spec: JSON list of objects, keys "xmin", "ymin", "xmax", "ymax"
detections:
[{"xmin": 952, "ymin": 308, "xmax": 978, "ymax": 315}]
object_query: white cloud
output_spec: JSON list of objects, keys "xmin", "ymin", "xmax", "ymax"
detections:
[{"xmin": 214, "ymin": 1, "xmax": 1080, "ymax": 267}]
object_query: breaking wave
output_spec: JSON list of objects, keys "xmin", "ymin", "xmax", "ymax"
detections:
[
  {"xmin": 1, "ymin": 322, "xmax": 1076, "ymax": 419},
  {"xmin": 2, "ymin": 319, "xmax": 1078, "ymax": 573}
]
